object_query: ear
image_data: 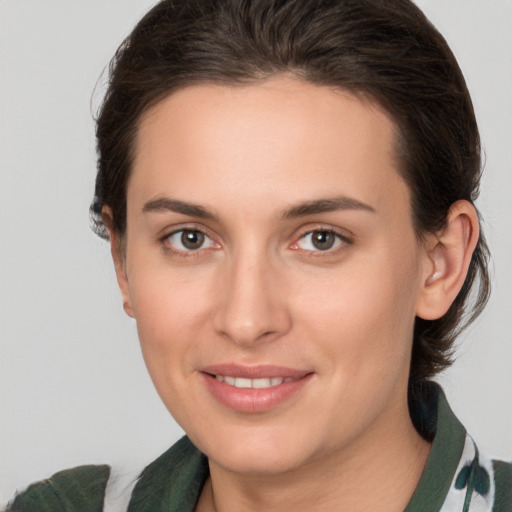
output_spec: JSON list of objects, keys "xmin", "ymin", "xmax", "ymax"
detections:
[
  {"xmin": 102, "ymin": 207, "xmax": 134, "ymax": 318},
  {"xmin": 416, "ymin": 200, "xmax": 480, "ymax": 321}
]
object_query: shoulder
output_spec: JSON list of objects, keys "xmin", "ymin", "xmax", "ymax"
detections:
[
  {"xmin": 407, "ymin": 382, "xmax": 511, "ymax": 511},
  {"xmin": 442, "ymin": 435, "xmax": 512, "ymax": 511},
  {"xmin": 6, "ymin": 465, "xmax": 110, "ymax": 512},
  {"xmin": 4, "ymin": 437, "xmax": 207, "ymax": 512},
  {"xmin": 492, "ymin": 458, "xmax": 512, "ymax": 511},
  {"xmin": 128, "ymin": 436, "xmax": 209, "ymax": 512}
]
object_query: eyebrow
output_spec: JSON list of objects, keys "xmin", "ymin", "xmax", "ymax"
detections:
[
  {"xmin": 142, "ymin": 197, "xmax": 218, "ymax": 220},
  {"xmin": 281, "ymin": 196, "xmax": 376, "ymax": 219},
  {"xmin": 142, "ymin": 195, "xmax": 375, "ymax": 221}
]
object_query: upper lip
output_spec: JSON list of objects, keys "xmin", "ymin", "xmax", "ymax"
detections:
[{"xmin": 199, "ymin": 364, "xmax": 312, "ymax": 379}]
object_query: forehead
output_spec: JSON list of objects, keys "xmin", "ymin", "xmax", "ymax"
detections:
[{"xmin": 130, "ymin": 77, "xmax": 409, "ymax": 218}]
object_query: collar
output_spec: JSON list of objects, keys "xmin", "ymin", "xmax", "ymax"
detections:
[{"xmin": 405, "ymin": 381, "xmax": 467, "ymax": 511}]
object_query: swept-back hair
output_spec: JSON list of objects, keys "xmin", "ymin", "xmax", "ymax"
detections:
[{"xmin": 91, "ymin": 0, "xmax": 490, "ymax": 389}]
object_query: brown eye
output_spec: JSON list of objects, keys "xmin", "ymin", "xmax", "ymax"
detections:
[
  {"xmin": 311, "ymin": 231, "xmax": 336, "ymax": 250},
  {"xmin": 181, "ymin": 230, "xmax": 205, "ymax": 250},
  {"xmin": 166, "ymin": 229, "xmax": 216, "ymax": 252},
  {"xmin": 295, "ymin": 230, "xmax": 345, "ymax": 252}
]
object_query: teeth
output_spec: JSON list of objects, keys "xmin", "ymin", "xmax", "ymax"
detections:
[
  {"xmin": 253, "ymin": 378, "xmax": 275, "ymax": 389},
  {"xmin": 215, "ymin": 375, "xmax": 293, "ymax": 389},
  {"xmin": 235, "ymin": 377, "xmax": 252, "ymax": 388}
]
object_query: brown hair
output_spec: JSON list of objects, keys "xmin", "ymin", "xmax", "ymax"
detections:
[{"xmin": 91, "ymin": 0, "xmax": 490, "ymax": 389}]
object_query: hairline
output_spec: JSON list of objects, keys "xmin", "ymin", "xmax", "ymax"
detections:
[{"xmin": 114, "ymin": 73, "xmax": 418, "ymax": 242}]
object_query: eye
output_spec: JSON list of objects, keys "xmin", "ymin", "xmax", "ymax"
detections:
[
  {"xmin": 165, "ymin": 229, "xmax": 217, "ymax": 252},
  {"xmin": 294, "ymin": 230, "xmax": 345, "ymax": 252}
]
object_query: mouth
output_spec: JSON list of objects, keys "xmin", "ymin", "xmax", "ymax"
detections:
[
  {"xmin": 213, "ymin": 375, "xmax": 300, "ymax": 389},
  {"xmin": 199, "ymin": 364, "xmax": 313, "ymax": 413}
]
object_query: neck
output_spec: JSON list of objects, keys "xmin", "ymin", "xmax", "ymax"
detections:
[{"xmin": 196, "ymin": 397, "xmax": 431, "ymax": 512}]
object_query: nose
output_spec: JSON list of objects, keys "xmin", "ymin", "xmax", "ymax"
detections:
[{"xmin": 212, "ymin": 249, "xmax": 291, "ymax": 347}]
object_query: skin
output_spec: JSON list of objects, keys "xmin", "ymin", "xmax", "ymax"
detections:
[{"xmin": 107, "ymin": 77, "xmax": 479, "ymax": 512}]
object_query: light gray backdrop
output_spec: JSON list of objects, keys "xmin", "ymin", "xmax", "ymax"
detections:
[{"xmin": 1, "ymin": 0, "xmax": 511, "ymax": 506}]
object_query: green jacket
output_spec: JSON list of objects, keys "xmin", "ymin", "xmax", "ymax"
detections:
[{"xmin": 6, "ymin": 383, "xmax": 512, "ymax": 512}]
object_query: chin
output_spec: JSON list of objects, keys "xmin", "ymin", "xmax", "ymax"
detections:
[
  {"xmin": 211, "ymin": 446, "xmax": 311, "ymax": 476},
  {"xmin": 189, "ymin": 421, "xmax": 321, "ymax": 475}
]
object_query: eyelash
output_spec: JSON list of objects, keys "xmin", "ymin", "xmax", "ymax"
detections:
[
  {"xmin": 291, "ymin": 228, "xmax": 351, "ymax": 255},
  {"xmin": 161, "ymin": 227, "xmax": 219, "ymax": 257},
  {"xmin": 160, "ymin": 227, "xmax": 351, "ymax": 257}
]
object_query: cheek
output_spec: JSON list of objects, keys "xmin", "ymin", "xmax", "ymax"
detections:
[
  {"xmin": 127, "ymin": 263, "xmax": 213, "ymax": 373},
  {"xmin": 293, "ymin": 248, "xmax": 420, "ymax": 378},
  {"xmin": 128, "ymin": 274, "xmax": 211, "ymax": 422}
]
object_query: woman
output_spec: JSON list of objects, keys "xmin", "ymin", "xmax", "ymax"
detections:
[{"xmin": 6, "ymin": 0, "xmax": 511, "ymax": 511}]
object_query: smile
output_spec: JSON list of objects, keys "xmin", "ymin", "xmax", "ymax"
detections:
[
  {"xmin": 200, "ymin": 365, "xmax": 313, "ymax": 413},
  {"xmin": 214, "ymin": 375, "xmax": 299, "ymax": 389}
]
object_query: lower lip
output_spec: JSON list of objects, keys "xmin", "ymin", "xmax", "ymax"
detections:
[{"xmin": 200, "ymin": 373, "xmax": 313, "ymax": 413}]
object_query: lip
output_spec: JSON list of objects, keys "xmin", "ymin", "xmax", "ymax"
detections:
[
  {"xmin": 199, "ymin": 364, "xmax": 313, "ymax": 413},
  {"xmin": 200, "ymin": 364, "xmax": 310, "ymax": 379}
]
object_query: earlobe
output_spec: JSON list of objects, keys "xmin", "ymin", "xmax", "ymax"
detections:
[
  {"xmin": 416, "ymin": 200, "xmax": 479, "ymax": 321},
  {"xmin": 102, "ymin": 207, "xmax": 135, "ymax": 318}
]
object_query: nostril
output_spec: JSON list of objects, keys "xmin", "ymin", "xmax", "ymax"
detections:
[{"xmin": 212, "ymin": 268, "xmax": 292, "ymax": 345}]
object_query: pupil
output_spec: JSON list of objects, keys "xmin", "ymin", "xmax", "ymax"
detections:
[
  {"xmin": 181, "ymin": 230, "xmax": 204, "ymax": 250},
  {"xmin": 312, "ymin": 231, "xmax": 335, "ymax": 250}
]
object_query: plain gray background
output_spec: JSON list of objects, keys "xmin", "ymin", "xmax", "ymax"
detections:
[{"xmin": 1, "ymin": 0, "xmax": 511, "ymax": 505}]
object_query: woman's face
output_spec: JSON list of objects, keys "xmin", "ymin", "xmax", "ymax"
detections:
[{"xmin": 117, "ymin": 77, "xmax": 431, "ymax": 475}]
